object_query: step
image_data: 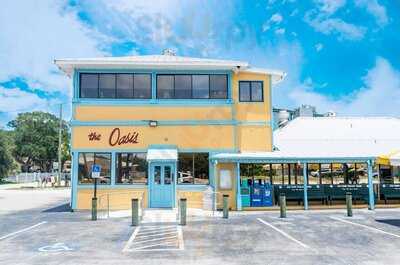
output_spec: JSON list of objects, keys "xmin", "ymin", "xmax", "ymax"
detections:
[{"xmin": 142, "ymin": 208, "xmax": 178, "ymax": 223}]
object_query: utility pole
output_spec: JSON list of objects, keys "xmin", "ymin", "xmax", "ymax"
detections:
[{"xmin": 57, "ymin": 104, "xmax": 62, "ymax": 187}]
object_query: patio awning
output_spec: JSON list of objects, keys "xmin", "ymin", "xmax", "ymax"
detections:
[{"xmin": 146, "ymin": 148, "xmax": 178, "ymax": 162}]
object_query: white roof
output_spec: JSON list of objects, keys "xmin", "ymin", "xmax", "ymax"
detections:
[
  {"xmin": 146, "ymin": 148, "xmax": 177, "ymax": 161},
  {"xmin": 273, "ymin": 117, "xmax": 400, "ymax": 158},
  {"xmin": 54, "ymin": 54, "xmax": 285, "ymax": 83},
  {"xmin": 212, "ymin": 117, "xmax": 400, "ymax": 161}
]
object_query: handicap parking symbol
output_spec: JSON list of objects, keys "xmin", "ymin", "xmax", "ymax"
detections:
[{"xmin": 38, "ymin": 243, "xmax": 74, "ymax": 252}]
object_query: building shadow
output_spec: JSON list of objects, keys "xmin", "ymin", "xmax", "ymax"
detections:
[
  {"xmin": 42, "ymin": 203, "xmax": 71, "ymax": 213},
  {"xmin": 376, "ymin": 219, "xmax": 400, "ymax": 228}
]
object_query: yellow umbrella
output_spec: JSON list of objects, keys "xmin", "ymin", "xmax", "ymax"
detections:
[{"xmin": 377, "ymin": 150, "xmax": 400, "ymax": 166}]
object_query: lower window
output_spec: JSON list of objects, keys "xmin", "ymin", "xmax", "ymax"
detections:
[
  {"xmin": 78, "ymin": 153, "xmax": 111, "ymax": 184},
  {"xmin": 116, "ymin": 153, "xmax": 148, "ymax": 184},
  {"xmin": 178, "ymin": 153, "xmax": 209, "ymax": 184}
]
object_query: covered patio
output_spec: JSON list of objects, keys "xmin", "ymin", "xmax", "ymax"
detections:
[{"xmin": 211, "ymin": 151, "xmax": 375, "ymax": 210}]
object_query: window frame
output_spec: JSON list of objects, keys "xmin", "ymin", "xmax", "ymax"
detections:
[
  {"xmin": 115, "ymin": 152, "xmax": 148, "ymax": 185},
  {"xmin": 79, "ymin": 73, "xmax": 152, "ymax": 99},
  {"xmin": 239, "ymin": 81, "xmax": 264, "ymax": 102},
  {"xmin": 156, "ymin": 74, "xmax": 228, "ymax": 100},
  {"xmin": 78, "ymin": 152, "xmax": 112, "ymax": 185},
  {"xmin": 177, "ymin": 152, "xmax": 210, "ymax": 185}
]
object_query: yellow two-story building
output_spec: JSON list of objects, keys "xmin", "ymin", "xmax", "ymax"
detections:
[{"xmin": 55, "ymin": 51, "xmax": 285, "ymax": 211}]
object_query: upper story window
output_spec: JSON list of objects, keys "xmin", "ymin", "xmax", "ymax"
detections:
[
  {"xmin": 157, "ymin": 74, "xmax": 228, "ymax": 99},
  {"xmin": 80, "ymin": 73, "xmax": 151, "ymax": 99},
  {"xmin": 239, "ymin": 81, "xmax": 263, "ymax": 102}
]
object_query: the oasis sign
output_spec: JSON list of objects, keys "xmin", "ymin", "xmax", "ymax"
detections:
[{"xmin": 88, "ymin": 128, "xmax": 139, "ymax": 146}]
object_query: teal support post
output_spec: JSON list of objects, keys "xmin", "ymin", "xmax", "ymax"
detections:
[
  {"xmin": 303, "ymin": 163, "xmax": 308, "ymax": 210},
  {"xmin": 111, "ymin": 152, "xmax": 116, "ymax": 186},
  {"xmin": 71, "ymin": 152, "xmax": 79, "ymax": 211},
  {"xmin": 236, "ymin": 162, "xmax": 242, "ymax": 211},
  {"xmin": 367, "ymin": 160, "xmax": 375, "ymax": 210}
]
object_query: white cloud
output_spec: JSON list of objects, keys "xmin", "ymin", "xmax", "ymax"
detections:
[
  {"xmin": 355, "ymin": 0, "xmax": 388, "ymax": 27},
  {"xmin": 288, "ymin": 57, "xmax": 400, "ymax": 116},
  {"xmin": 0, "ymin": 0, "xmax": 106, "ymax": 95},
  {"xmin": 275, "ymin": 28, "xmax": 286, "ymax": 35},
  {"xmin": 305, "ymin": 0, "xmax": 366, "ymax": 41},
  {"xmin": 315, "ymin": 0, "xmax": 347, "ymax": 15},
  {"xmin": 305, "ymin": 14, "xmax": 366, "ymax": 40},
  {"xmin": 0, "ymin": 86, "xmax": 48, "ymax": 113},
  {"xmin": 315, "ymin": 43, "xmax": 324, "ymax": 51},
  {"xmin": 270, "ymin": 13, "xmax": 283, "ymax": 24},
  {"xmin": 263, "ymin": 13, "xmax": 284, "ymax": 32}
]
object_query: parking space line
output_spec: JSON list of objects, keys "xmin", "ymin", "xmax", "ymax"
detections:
[
  {"xmin": 330, "ymin": 217, "xmax": 400, "ymax": 239},
  {"xmin": 123, "ymin": 225, "xmax": 184, "ymax": 252},
  {"xmin": 135, "ymin": 231, "xmax": 177, "ymax": 239},
  {"xmin": 132, "ymin": 235, "xmax": 178, "ymax": 244},
  {"xmin": 0, "ymin": 221, "xmax": 47, "ymax": 241},
  {"xmin": 257, "ymin": 218, "xmax": 313, "ymax": 250},
  {"xmin": 122, "ymin": 226, "xmax": 140, "ymax": 252}
]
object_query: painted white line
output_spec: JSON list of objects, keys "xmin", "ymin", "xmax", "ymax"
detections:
[
  {"xmin": 132, "ymin": 235, "xmax": 178, "ymax": 244},
  {"xmin": 135, "ymin": 231, "xmax": 177, "ymax": 239},
  {"xmin": 137, "ymin": 228, "xmax": 177, "ymax": 235},
  {"xmin": 177, "ymin": 226, "xmax": 184, "ymax": 250},
  {"xmin": 129, "ymin": 240, "xmax": 178, "ymax": 251},
  {"xmin": 330, "ymin": 217, "xmax": 400, "ymax": 239},
  {"xmin": 257, "ymin": 218, "xmax": 312, "ymax": 250},
  {"xmin": 122, "ymin": 226, "xmax": 140, "ymax": 252},
  {"xmin": 0, "ymin": 221, "xmax": 47, "ymax": 241}
]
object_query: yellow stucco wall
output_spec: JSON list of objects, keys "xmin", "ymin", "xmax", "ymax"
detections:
[
  {"xmin": 177, "ymin": 191, "xmax": 204, "ymax": 209},
  {"xmin": 232, "ymin": 72, "xmax": 271, "ymax": 122},
  {"xmin": 75, "ymin": 105, "xmax": 233, "ymax": 121},
  {"xmin": 232, "ymin": 72, "xmax": 273, "ymax": 152},
  {"xmin": 72, "ymin": 125, "xmax": 234, "ymax": 150},
  {"xmin": 77, "ymin": 188, "xmax": 148, "ymax": 210},
  {"xmin": 215, "ymin": 163, "xmax": 237, "ymax": 210},
  {"xmin": 238, "ymin": 125, "xmax": 273, "ymax": 152}
]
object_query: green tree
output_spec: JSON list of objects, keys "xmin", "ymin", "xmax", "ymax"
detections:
[
  {"xmin": 0, "ymin": 130, "xmax": 15, "ymax": 182},
  {"xmin": 7, "ymin": 111, "xmax": 70, "ymax": 172}
]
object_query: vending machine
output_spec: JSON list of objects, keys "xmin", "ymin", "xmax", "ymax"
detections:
[
  {"xmin": 240, "ymin": 178, "xmax": 251, "ymax": 207},
  {"xmin": 250, "ymin": 179, "xmax": 273, "ymax": 207}
]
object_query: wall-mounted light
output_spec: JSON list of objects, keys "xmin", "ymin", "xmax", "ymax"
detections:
[{"xmin": 149, "ymin": 120, "xmax": 158, "ymax": 127}]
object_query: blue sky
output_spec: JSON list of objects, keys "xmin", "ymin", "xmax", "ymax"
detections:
[{"xmin": 0, "ymin": 0, "xmax": 399, "ymax": 126}]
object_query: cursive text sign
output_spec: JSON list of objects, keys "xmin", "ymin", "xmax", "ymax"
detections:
[{"xmin": 108, "ymin": 127, "xmax": 139, "ymax": 146}]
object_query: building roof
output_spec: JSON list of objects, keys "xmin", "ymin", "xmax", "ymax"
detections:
[
  {"xmin": 212, "ymin": 117, "xmax": 400, "ymax": 162},
  {"xmin": 54, "ymin": 54, "xmax": 286, "ymax": 84},
  {"xmin": 274, "ymin": 117, "xmax": 400, "ymax": 158}
]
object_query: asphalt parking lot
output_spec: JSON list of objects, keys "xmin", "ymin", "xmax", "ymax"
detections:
[{"xmin": 1, "ymin": 189, "xmax": 400, "ymax": 265}]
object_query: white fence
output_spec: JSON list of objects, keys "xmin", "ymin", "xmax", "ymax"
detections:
[{"xmin": 6, "ymin": 172, "xmax": 71, "ymax": 184}]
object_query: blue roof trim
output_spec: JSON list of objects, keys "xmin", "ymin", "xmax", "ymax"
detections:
[{"xmin": 70, "ymin": 119, "xmax": 271, "ymax": 127}]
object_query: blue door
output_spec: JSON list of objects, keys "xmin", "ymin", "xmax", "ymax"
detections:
[{"xmin": 149, "ymin": 163, "xmax": 175, "ymax": 208}]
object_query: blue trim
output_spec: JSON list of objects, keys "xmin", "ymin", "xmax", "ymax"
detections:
[
  {"xmin": 77, "ymin": 184, "xmax": 148, "ymax": 189},
  {"xmin": 368, "ymin": 160, "xmax": 375, "ymax": 210},
  {"xmin": 151, "ymin": 72, "xmax": 156, "ymax": 102},
  {"xmin": 70, "ymin": 119, "xmax": 272, "ymax": 127},
  {"xmin": 148, "ymin": 144, "xmax": 177, "ymax": 149},
  {"xmin": 75, "ymin": 69, "xmax": 233, "ymax": 103},
  {"xmin": 110, "ymin": 152, "xmax": 116, "ymax": 186},
  {"xmin": 269, "ymin": 76, "xmax": 274, "ymax": 146},
  {"xmin": 236, "ymin": 162, "xmax": 242, "ymax": 210},
  {"xmin": 71, "ymin": 152, "xmax": 78, "ymax": 209},
  {"xmin": 72, "ymin": 99, "xmax": 233, "ymax": 106},
  {"xmin": 211, "ymin": 156, "xmax": 375, "ymax": 164},
  {"xmin": 303, "ymin": 163, "xmax": 308, "ymax": 210},
  {"xmin": 71, "ymin": 147, "xmax": 236, "ymax": 153}
]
